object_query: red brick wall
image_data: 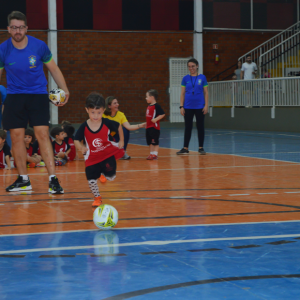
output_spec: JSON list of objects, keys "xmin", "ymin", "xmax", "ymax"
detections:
[
  {"xmin": 0, "ymin": 30, "xmax": 279, "ymax": 123},
  {"xmin": 203, "ymin": 31, "xmax": 278, "ymax": 81}
]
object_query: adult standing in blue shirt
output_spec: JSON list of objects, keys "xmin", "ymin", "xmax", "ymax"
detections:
[
  {"xmin": 177, "ymin": 58, "xmax": 208, "ymax": 155},
  {"xmin": 0, "ymin": 85, "xmax": 12, "ymax": 148},
  {"xmin": 0, "ymin": 11, "xmax": 70, "ymax": 193}
]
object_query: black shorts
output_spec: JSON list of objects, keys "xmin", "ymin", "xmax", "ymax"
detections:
[
  {"xmin": 3, "ymin": 94, "xmax": 50, "ymax": 130},
  {"xmin": 146, "ymin": 127, "xmax": 160, "ymax": 146},
  {"xmin": 85, "ymin": 156, "xmax": 117, "ymax": 180}
]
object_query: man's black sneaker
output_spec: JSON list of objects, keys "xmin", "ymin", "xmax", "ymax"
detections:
[
  {"xmin": 177, "ymin": 148, "xmax": 189, "ymax": 155},
  {"xmin": 6, "ymin": 176, "xmax": 32, "ymax": 192},
  {"xmin": 198, "ymin": 148, "xmax": 206, "ymax": 155},
  {"xmin": 49, "ymin": 176, "xmax": 64, "ymax": 194}
]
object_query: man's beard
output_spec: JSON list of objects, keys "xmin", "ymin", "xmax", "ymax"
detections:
[{"xmin": 12, "ymin": 33, "xmax": 26, "ymax": 43}]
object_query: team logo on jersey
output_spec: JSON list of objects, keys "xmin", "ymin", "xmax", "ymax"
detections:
[
  {"xmin": 29, "ymin": 55, "xmax": 37, "ymax": 68},
  {"xmin": 105, "ymin": 163, "xmax": 113, "ymax": 172},
  {"xmin": 198, "ymin": 79, "xmax": 202, "ymax": 85},
  {"xmin": 92, "ymin": 138, "xmax": 103, "ymax": 148}
]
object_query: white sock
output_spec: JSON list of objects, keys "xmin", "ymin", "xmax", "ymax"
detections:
[
  {"xmin": 152, "ymin": 151, "xmax": 158, "ymax": 156},
  {"xmin": 150, "ymin": 152, "xmax": 155, "ymax": 155},
  {"xmin": 20, "ymin": 175, "xmax": 29, "ymax": 181},
  {"xmin": 49, "ymin": 175, "xmax": 56, "ymax": 181}
]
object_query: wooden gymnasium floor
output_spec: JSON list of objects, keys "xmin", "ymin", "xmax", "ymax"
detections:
[{"xmin": 0, "ymin": 128, "xmax": 300, "ymax": 299}]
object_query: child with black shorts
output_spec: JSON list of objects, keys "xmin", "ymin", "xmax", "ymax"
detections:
[
  {"xmin": 74, "ymin": 92, "xmax": 124, "ymax": 207},
  {"xmin": 145, "ymin": 89, "xmax": 165, "ymax": 160},
  {"xmin": 50, "ymin": 127, "xmax": 70, "ymax": 166}
]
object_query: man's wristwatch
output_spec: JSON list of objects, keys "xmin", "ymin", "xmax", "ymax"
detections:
[{"xmin": 179, "ymin": 106, "xmax": 183, "ymax": 109}]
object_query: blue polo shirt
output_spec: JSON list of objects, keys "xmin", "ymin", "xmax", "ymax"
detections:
[
  {"xmin": 181, "ymin": 74, "xmax": 208, "ymax": 109},
  {"xmin": 0, "ymin": 35, "xmax": 52, "ymax": 94},
  {"xmin": 0, "ymin": 85, "xmax": 7, "ymax": 126}
]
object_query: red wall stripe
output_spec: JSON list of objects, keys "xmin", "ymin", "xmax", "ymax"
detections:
[
  {"xmin": 93, "ymin": 0, "xmax": 122, "ymax": 30},
  {"xmin": 151, "ymin": 0, "xmax": 179, "ymax": 30},
  {"xmin": 26, "ymin": 0, "xmax": 48, "ymax": 29},
  {"xmin": 56, "ymin": 0, "xmax": 64, "ymax": 30}
]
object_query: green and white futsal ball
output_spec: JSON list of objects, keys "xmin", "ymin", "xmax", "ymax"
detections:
[
  {"xmin": 93, "ymin": 204, "xmax": 118, "ymax": 229},
  {"xmin": 49, "ymin": 88, "xmax": 66, "ymax": 105}
]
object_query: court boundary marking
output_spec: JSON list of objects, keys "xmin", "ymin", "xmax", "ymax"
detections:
[
  {"xmin": 1, "ymin": 220, "xmax": 300, "ymax": 237},
  {"xmin": 0, "ymin": 233, "xmax": 300, "ymax": 254}
]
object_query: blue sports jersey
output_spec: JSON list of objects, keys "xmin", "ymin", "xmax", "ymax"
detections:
[
  {"xmin": 0, "ymin": 35, "xmax": 52, "ymax": 94},
  {"xmin": 0, "ymin": 85, "xmax": 7, "ymax": 127},
  {"xmin": 181, "ymin": 74, "xmax": 208, "ymax": 109}
]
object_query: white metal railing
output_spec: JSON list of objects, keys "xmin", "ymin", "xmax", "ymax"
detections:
[
  {"xmin": 259, "ymin": 32, "xmax": 300, "ymax": 78},
  {"xmin": 238, "ymin": 21, "xmax": 300, "ymax": 66},
  {"xmin": 208, "ymin": 77, "xmax": 300, "ymax": 118}
]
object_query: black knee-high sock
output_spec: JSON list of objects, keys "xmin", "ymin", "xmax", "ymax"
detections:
[{"xmin": 88, "ymin": 179, "xmax": 100, "ymax": 197}]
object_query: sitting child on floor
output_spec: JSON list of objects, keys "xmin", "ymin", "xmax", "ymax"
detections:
[
  {"xmin": 0, "ymin": 129, "xmax": 11, "ymax": 170},
  {"xmin": 50, "ymin": 127, "xmax": 70, "ymax": 166},
  {"xmin": 25, "ymin": 128, "xmax": 42, "ymax": 168}
]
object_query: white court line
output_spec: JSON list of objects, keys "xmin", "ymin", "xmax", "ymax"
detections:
[
  {"xmin": 2, "ymin": 220, "xmax": 300, "ymax": 238},
  {"xmin": 229, "ymin": 194, "xmax": 250, "ymax": 196},
  {"xmin": 1, "ymin": 163, "xmax": 298, "ymax": 177},
  {"xmin": 0, "ymin": 233, "xmax": 300, "ymax": 255},
  {"xmin": 0, "ymin": 204, "xmax": 4, "ymax": 206},
  {"xmin": 285, "ymin": 191, "xmax": 300, "ymax": 194},
  {"xmin": 170, "ymin": 196, "xmax": 192, "ymax": 199},
  {"xmin": 257, "ymin": 193, "xmax": 278, "ymax": 195},
  {"xmin": 14, "ymin": 202, "xmax": 37, "ymax": 205},
  {"xmin": 78, "ymin": 200, "xmax": 93, "ymax": 202},
  {"xmin": 201, "ymin": 195, "xmax": 221, "ymax": 197},
  {"xmin": 110, "ymin": 199, "xmax": 133, "ymax": 201}
]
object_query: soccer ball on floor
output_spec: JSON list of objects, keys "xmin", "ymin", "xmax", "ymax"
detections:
[
  {"xmin": 93, "ymin": 204, "xmax": 118, "ymax": 230},
  {"xmin": 49, "ymin": 88, "xmax": 66, "ymax": 105}
]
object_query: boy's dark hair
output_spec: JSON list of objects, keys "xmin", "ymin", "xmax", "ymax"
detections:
[
  {"xmin": 104, "ymin": 96, "xmax": 116, "ymax": 116},
  {"xmin": 63, "ymin": 124, "xmax": 75, "ymax": 138},
  {"xmin": 50, "ymin": 127, "xmax": 64, "ymax": 138},
  {"xmin": 86, "ymin": 92, "xmax": 105, "ymax": 109},
  {"xmin": 147, "ymin": 89, "xmax": 158, "ymax": 100},
  {"xmin": 187, "ymin": 58, "xmax": 199, "ymax": 66},
  {"xmin": 246, "ymin": 54, "xmax": 251, "ymax": 58},
  {"xmin": 8, "ymin": 11, "xmax": 27, "ymax": 26},
  {"xmin": 61, "ymin": 120, "xmax": 71, "ymax": 127},
  {"xmin": 25, "ymin": 128, "xmax": 35, "ymax": 143},
  {"xmin": 0, "ymin": 129, "xmax": 7, "ymax": 140}
]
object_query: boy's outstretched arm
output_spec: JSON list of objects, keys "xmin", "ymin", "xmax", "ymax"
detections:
[
  {"xmin": 5, "ymin": 155, "xmax": 11, "ymax": 170},
  {"xmin": 74, "ymin": 140, "xmax": 88, "ymax": 155},
  {"xmin": 117, "ymin": 125, "xmax": 124, "ymax": 149},
  {"xmin": 151, "ymin": 114, "xmax": 165, "ymax": 123}
]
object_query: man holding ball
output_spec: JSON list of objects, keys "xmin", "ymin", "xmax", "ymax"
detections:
[{"xmin": 0, "ymin": 11, "xmax": 69, "ymax": 193}]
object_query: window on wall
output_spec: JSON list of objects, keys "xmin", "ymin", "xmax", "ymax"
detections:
[
  {"xmin": 0, "ymin": 0, "xmax": 26, "ymax": 29},
  {"xmin": 203, "ymin": 0, "xmax": 299, "ymax": 30}
]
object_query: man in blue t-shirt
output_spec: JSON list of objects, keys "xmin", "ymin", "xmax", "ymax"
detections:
[{"xmin": 0, "ymin": 11, "xmax": 70, "ymax": 194}]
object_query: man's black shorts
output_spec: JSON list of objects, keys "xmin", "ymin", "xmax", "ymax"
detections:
[
  {"xmin": 3, "ymin": 94, "xmax": 50, "ymax": 130},
  {"xmin": 146, "ymin": 127, "xmax": 160, "ymax": 146},
  {"xmin": 85, "ymin": 156, "xmax": 117, "ymax": 180}
]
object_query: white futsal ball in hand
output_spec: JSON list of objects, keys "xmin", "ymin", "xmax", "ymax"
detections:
[
  {"xmin": 93, "ymin": 204, "xmax": 118, "ymax": 230},
  {"xmin": 49, "ymin": 88, "xmax": 66, "ymax": 105}
]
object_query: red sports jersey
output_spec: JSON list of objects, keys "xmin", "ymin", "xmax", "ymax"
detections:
[
  {"xmin": 74, "ymin": 119, "xmax": 125, "ymax": 167},
  {"xmin": 26, "ymin": 144, "xmax": 33, "ymax": 157},
  {"xmin": 52, "ymin": 140, "xmax": 70, "ymax": 156},
  {"xmin": 0, "ymin": 144, "xmax": 11, "ymax": 169},
  {"xmin": 146, "ymin": 103, "xmax": 165, "ymax": 130},
  {"xmin": 65, "ymin": 137, "xmax": 76, "ymax": 161}
]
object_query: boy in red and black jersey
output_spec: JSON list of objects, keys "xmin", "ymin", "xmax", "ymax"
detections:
[
  {"xmin": 145, "ymin": 89, "xmax": 165, "ymax": 160},
  {"xmin": 50, "ymin": 127, "xmax": 70, "ymax": 166},
  {"xmin": 62, "ymin": 124, "xmax": 76, "ymax": 161},
  {"xmin": 0, "ymin": 129, "xmax": 11, "ymax": 169},
  {"xmin": 74, "ymin": 92, "xmax": 124, "ymax": 207}
]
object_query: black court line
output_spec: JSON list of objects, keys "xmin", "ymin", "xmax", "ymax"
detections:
[
  {"xmin": 230, "ymin": 244, "xmax": 261, "ymax": 249},
  {"xmin": 187, "ymin": 248, "xmax": 221, "ymax": 252},
  {"xmin": 1, "ymin": 187, "xmax": 300, "ymax": 197},
  {"xmin": 266, "ymin": 240, "xmax": 296, "ymax": 245},
  {"xmin": 1, "ymin": 209, "xmax": 300, "ymax": 227},
  {"xmin": 101, "ymin": 274, "xmax": 300, "ymax": 300},
  {"xmin": 39, "ymin": 255, "xmax": 75, "ymax": 258},
  {"xmin": 90, "ymin": 254, "xmax": 127, "ymax": 257},
  {"xmin": 141, "ymin": 251, "xmax": 176, "ymax": 255},
  {"xmin": 0, "ymin": 255, "xmax": 25, "ymax": 258}
]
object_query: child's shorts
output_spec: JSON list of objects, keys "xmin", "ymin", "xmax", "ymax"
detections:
[
  {"xmin": 85, "ymin": 156, "xmax": 117, "ymax": 180},
  {"xmin": 146, "ymin": 128, "xmax": 160, "ymax": 146}
]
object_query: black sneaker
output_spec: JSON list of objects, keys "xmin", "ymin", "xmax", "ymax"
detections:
[
  {"xmin": 198, "ymin": 148, "xmax": 206, "ymax": 155},
  {"xmin": 6, "ymin": 176, "xmax": 32, "ymax": 192},
  {"xmin": 177, "ymin": 148, "xmax": 189, "ymax": 155},
  {"xmin": 49, "ymin": 176, "xmax": 64, "ymax": 194}
]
